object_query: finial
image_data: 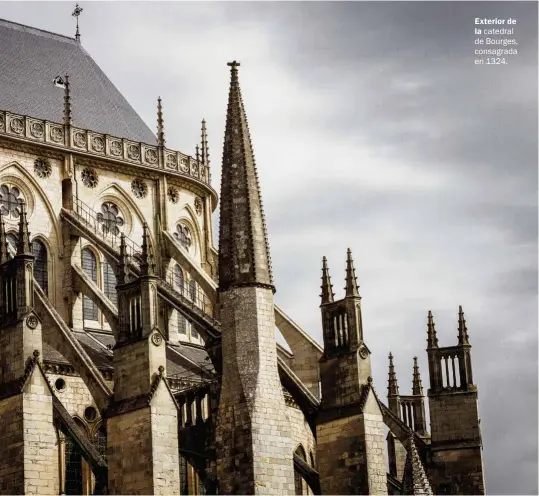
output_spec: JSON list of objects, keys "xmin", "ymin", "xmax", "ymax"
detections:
[
  {"xmin": 72, "ymin": 4, "xmax": 83, "ymax": 43},
  {"xmin": 140, "ymin": 223, "xmax": 155, "ymax": 276},
  {"xmin": 388, "ymin": 351, "xmax": 399, "ymax": 396},
  {"xmin": 200, "ymin": 119, "xmax": 210, "ymax": 167},
  {"xmin": 63, "ymin": 74, "xmax": 72, "ymax": 126},
  {"xmin": 412, "ymin": 356, "xmax": 424, "ymax": 395},
  {"xmin": 0, "ymin": 212, "xmax": 8, "ymax": 264},
  {"xmin": 33, "ymin": 349, "xmax": 40, "ymax": 359},
  {"xmin": 117, "ymin": 233, "xmax": 129, "ymax": 284},
  {"xmin": 320, "ymin": 256, "xmax": 335, "ymax": 304},
  {"xmin": 344, "ymin": 248, "xmax": 360, "ymax": 297},
  {"xmin": 458, "ymin": 305, "xmax": 470, "ymax": 345},
  {"xmin": 16, "ymin": 200, "xmax": 31, "ymax": 255},
  {"xmin": 427, "ymin": 310, "xmax": 438, "ymax": 348},
  {"xmin": 158, "ymin": 365, "xmax": 165, "ymax": 375},
  {"xmin": 195, "ymin": 144, "xmax": 200, "ymax": 164},
  {"xmin": 157, "ymin": 97, "xmax": 165, "ymax": 147}
]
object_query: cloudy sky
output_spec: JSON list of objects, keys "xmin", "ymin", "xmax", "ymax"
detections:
[{"xmin": 2, "ymin": 1, "xmax": 538, "ymax": 493}]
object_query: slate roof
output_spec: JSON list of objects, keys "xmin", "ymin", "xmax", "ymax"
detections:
[{"xmin": 0, "ymin": 18, "xmax": 156, "ymax": 144}]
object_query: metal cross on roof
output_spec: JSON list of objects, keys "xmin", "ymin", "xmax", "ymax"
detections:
[{"xmin": 72, "ymin": 4, "xmax": 83, "ymax": 42}]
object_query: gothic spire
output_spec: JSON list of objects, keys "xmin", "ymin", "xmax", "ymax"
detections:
[
  {"xmin": 118, "ymin": 234, "xmax": 129, "ymax": 284},
  {"xmin": 427, "ymin": 310, "xmax": 438, "ymax": 348},
  {"xmin": 345, "ymin": 248, "xmax": 360, "ymax": 297},
  {"xmin": 63, "ymin": 74, "xmax": 72, "ymax": 126},
  {"xmin": 388, "ymin": 352, "xmax": 400, "ymax": 397},
  {"xmin": 157, "ymin": 97, "xmax": 165, "ymax": 147},
  {"xmin": 201, "ymin": 119, "xmax": 210, "ymax": 167},
  {"xmin": 458, "ymin": 305, "xmax": 470, "ymax": 345},
  {"xmin": 412, "ymin": 357, "xmax": 424, "ymax": 396},
  {"xmin": 0, "ymin": 212, "xmax": 8, "ymax": 264},
  {"xmin": 320, "ymin": 256, "xmax": 334, "ymax": 304},
  {"xmin": 218, "ymin": 61, "xmax": 273, "ymax": 292},
  {"xmin": 17, "ymin": 200, "xmax": 31, "ymax": 255},
  {"xmin": 140, "ymin": 223, "xmax": 155, "ymax": 276}
]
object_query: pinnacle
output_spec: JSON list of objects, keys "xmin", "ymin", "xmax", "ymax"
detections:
[
  {"xmin": 320, "ymin": 256, "xmax": 335, "ymax": 304},
  {"xmin": 345, "ymin": 248, "xmax": 360, "ymax": 297}
]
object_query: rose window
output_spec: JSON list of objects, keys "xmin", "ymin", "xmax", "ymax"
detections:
[
  {"xmin": 174, "ymin": 224, "xmax": 192, "ymax": 250},
  {"xmin": 97, "ymin": 202, "xmax": 124, "ymax": 236},
  {"xmin": 0, "ymin": 185, "xmax": 23, "ymax": 219}
]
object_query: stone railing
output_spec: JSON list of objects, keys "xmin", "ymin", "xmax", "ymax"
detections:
[{"xmin": 0, "ymin": 109, "xmax": 210, "ymax": 184}]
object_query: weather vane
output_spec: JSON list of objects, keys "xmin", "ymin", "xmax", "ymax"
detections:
[{"xmin": 72, "ymin": 4, "xmax": 83, "ymax": 43}]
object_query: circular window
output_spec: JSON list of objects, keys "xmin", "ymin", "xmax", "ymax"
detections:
[
  {"xmin": 84, "ymin": 406, "xmax": 98, "ymax": 422},
  {"xmin": 55, "ymin": 378, "xmax": 66, "ymax": 391}
]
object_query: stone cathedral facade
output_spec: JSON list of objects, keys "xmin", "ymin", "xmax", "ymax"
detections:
[{"xmin": 0, "ymin": 17, "xmax": 486, "ymax": 495}]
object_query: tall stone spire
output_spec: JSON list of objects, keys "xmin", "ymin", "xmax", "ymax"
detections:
[
  {"xmin": 17, "ymin": 200, "xmax": 31, "ymax": 255},
  {"xmin": 345, "ymin": 248, "xmax": 359, "ymax": 297},
  {"xmin": 140, "ymin": 223, "xmax": 155, "ymax": 276},
  {"xmin": 0, "ymin": 212, "xmax": 8, "ymax": 264},
  {"xmin": 427, "ymin": 310, "xmax": 438, "ymax": 348},
  {"xmin": 201, "ymin": 119, "xmax": 210, "ymax": 166},
  {"xmin": 412, "ymin": 357, "xmax": 424, "ymax": 395},
  {"xmin": 157, "ymin": 97, "xmax": 165, "ymax": 147},
  {"xmin": 218, "ymin": 61, "xmax": 273, "ymax": 292},
  {"xmin": 457, "ymin": 305, "xmax": 470, "ymax": 345},
  {"xmin": 388, "ymin": 352, "xmax": 400, "ymax": 396},
  {"xmin": 320, "ymin": 256, "xmax": 334, "ymax": 304}
]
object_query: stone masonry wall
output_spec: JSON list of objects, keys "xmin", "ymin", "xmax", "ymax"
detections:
[
  {"xmin": 107, "ymin": 407, "xmax": 154, "ymax": 494},
  {"xmin": 428, "ymin": 392, "xmax": 485, "ymax": 494},
  {"xmin": 0, "ymin": 394, "xmax": 25, "ymax": 494},
  {"xmin": 150, "ymin": 381, "xmax": 180, "ymax": 495},
  {"xmin": 216, "ymin": 286, "xmax": 295, "ymax": 494},
  {"xmin": 316, "ymin": 391, "xmax": 387, "ymax": 495}
]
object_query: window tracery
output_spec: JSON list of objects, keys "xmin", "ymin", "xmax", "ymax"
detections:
[
  {"xmin": 174, "ymin": 223, "xmax": 192, "ymax": 250},
  {"xmin": 96, "ymin": 202, "xmax": 124, "ymax": 237},
  {"xmin": 0, "ymin": 184, "xmax": 22, "ymax": 219}
]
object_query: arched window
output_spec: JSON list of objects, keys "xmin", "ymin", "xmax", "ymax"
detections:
[
  {"xmin": 294, "ymin": 445, "xmax": 307, "ymax": 495},
  {"xmin": 82, "ymin": 248, "xmax": 98, "ymax": 321},
  {"xmin": 32, "ymin": 239, "xmax": 48, "ymax": 295},
  {"xmin": 174, "ymin": 265, "xmax": 185, "ymax": 294},
  {"xmin": 103, "ymin": 259, "xmax": 117, "ymax": 306},
  {"xmin": 174, "ymin": 265, "xmax": 187, "ymax": 335},
  {"xmin": 65, "ymin": 418, "xmax": 87, "ymax": 495},
  {"xmin": 6, "ymin": 233, "xmax": 18, "ymax": 259},
  {"xmin": 189, "ymin": 279, "xmax": 196, "ymax": 302}
]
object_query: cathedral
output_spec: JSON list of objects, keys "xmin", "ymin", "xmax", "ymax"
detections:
[{"xmin": 0, "ymin": 15, "xmax": 486, "ymax": 495}]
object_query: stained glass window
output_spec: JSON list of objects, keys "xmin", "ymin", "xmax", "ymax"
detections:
[
  {"xmin": 103, "ymin": 259, "xmax": 117, "ymax": 306},
  {"xmin": 82, "ymin": 248, "xmax": 98, "ymax": 321},
  {"xmin": 32, "ymin": 240, "xmax": 48, "ymax": 295}
]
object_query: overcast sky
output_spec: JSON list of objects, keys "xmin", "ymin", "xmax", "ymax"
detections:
[{"xmin": 2, "ymin": 1, "xmax": 538, "ymax": 493}]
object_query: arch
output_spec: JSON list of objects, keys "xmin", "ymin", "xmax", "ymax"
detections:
[
  {"xmin": 5, "ymin": 232, "xmax": 18, "ymax": 259},
  {"xmin": 176, "ymin": 204, "xmax": 203, "ymax": 259},
  {"xmin": 0, "ymin": 161, "xmax": 61, "ymax": 249},
  {"xmin": 102, "ymin": 258, "xmax": 117, "ymax": 306},
  {"xmin": 294, "ymin": 444, "xmax": 308, "ymax": 495},
  {"xmin": 93, "ymin": 183, "xmax": 148, "ymax": 239},
  {"xmin": 31, "ymin": 238, "xmax": 49, "ymax": 296},
  {"xmin": 81, "ymin": 248, "xmax": 99, "ymax": 322}
]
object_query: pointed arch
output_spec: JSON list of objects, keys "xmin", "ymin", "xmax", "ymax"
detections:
[
  {"xmin": 81, "ymin": 247, "xmax": 99, "ymax": 322},
  {"xmin": 0, "ymin": 161, "xmax": 61, "ymax": 249},
  {"xmin": 31, "ymin": 236, "xmax": 49, "ymax": 296},
  {"xmin": 93, "ymin": 183, "xmax": 148, "ymax": 239},
  {"xmin": 175, "ymin": 203, "xmax": 203, "ymax": 259}
]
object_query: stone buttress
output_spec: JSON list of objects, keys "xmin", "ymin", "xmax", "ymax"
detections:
[
  {"xmin": 106, "ymin": 226, "xmax": 181, "ymax": 495},
  {"xmin": 215, "ymin": 61, "xmax": 295, "ymax": 495},
  {"xmin": 0, "ymin": 206, "xmax": 59, "ymax": 494},
  {"xmin": 425, "ymin": 309, "xmax": 485, "ymax": 495},
  {"xmin": 316, "ymin": 251, "xmax": 387, "ymax": 495}
]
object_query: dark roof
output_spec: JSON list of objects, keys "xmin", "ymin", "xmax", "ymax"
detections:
[{"xmin": 0, "ymin": 18, "xmax": 156, "ymax": 144}]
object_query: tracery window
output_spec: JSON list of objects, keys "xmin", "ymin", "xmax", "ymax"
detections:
[
  {"xmin": 96, "ymin": 202, "xmax": 124, "ymax": 237},
  {"xmin": 103, "ymin": 259, "xmax": 117, "ymax": 306},
  {"xmin": 0, "ymin": 185, "xmax": 22, "ymax": 219},
  {"xmin": 6, "ymin": 233, "xmax": 18, "ymax": 259},
  {"xmin": 32, "ymin": 239, "xmax": 48, "ymax": 295},
  {"xmin": 174, "ymin": 223, "xmax": 192, "ymax": 250},
  {"xmin": 82, "ymin": 248, "xmax": 98, "ymax": 321}
]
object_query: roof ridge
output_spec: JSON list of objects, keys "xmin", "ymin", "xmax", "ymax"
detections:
[{"xmin": 0, "ymin": 18, "xmax": 76, "ymax": 44}]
